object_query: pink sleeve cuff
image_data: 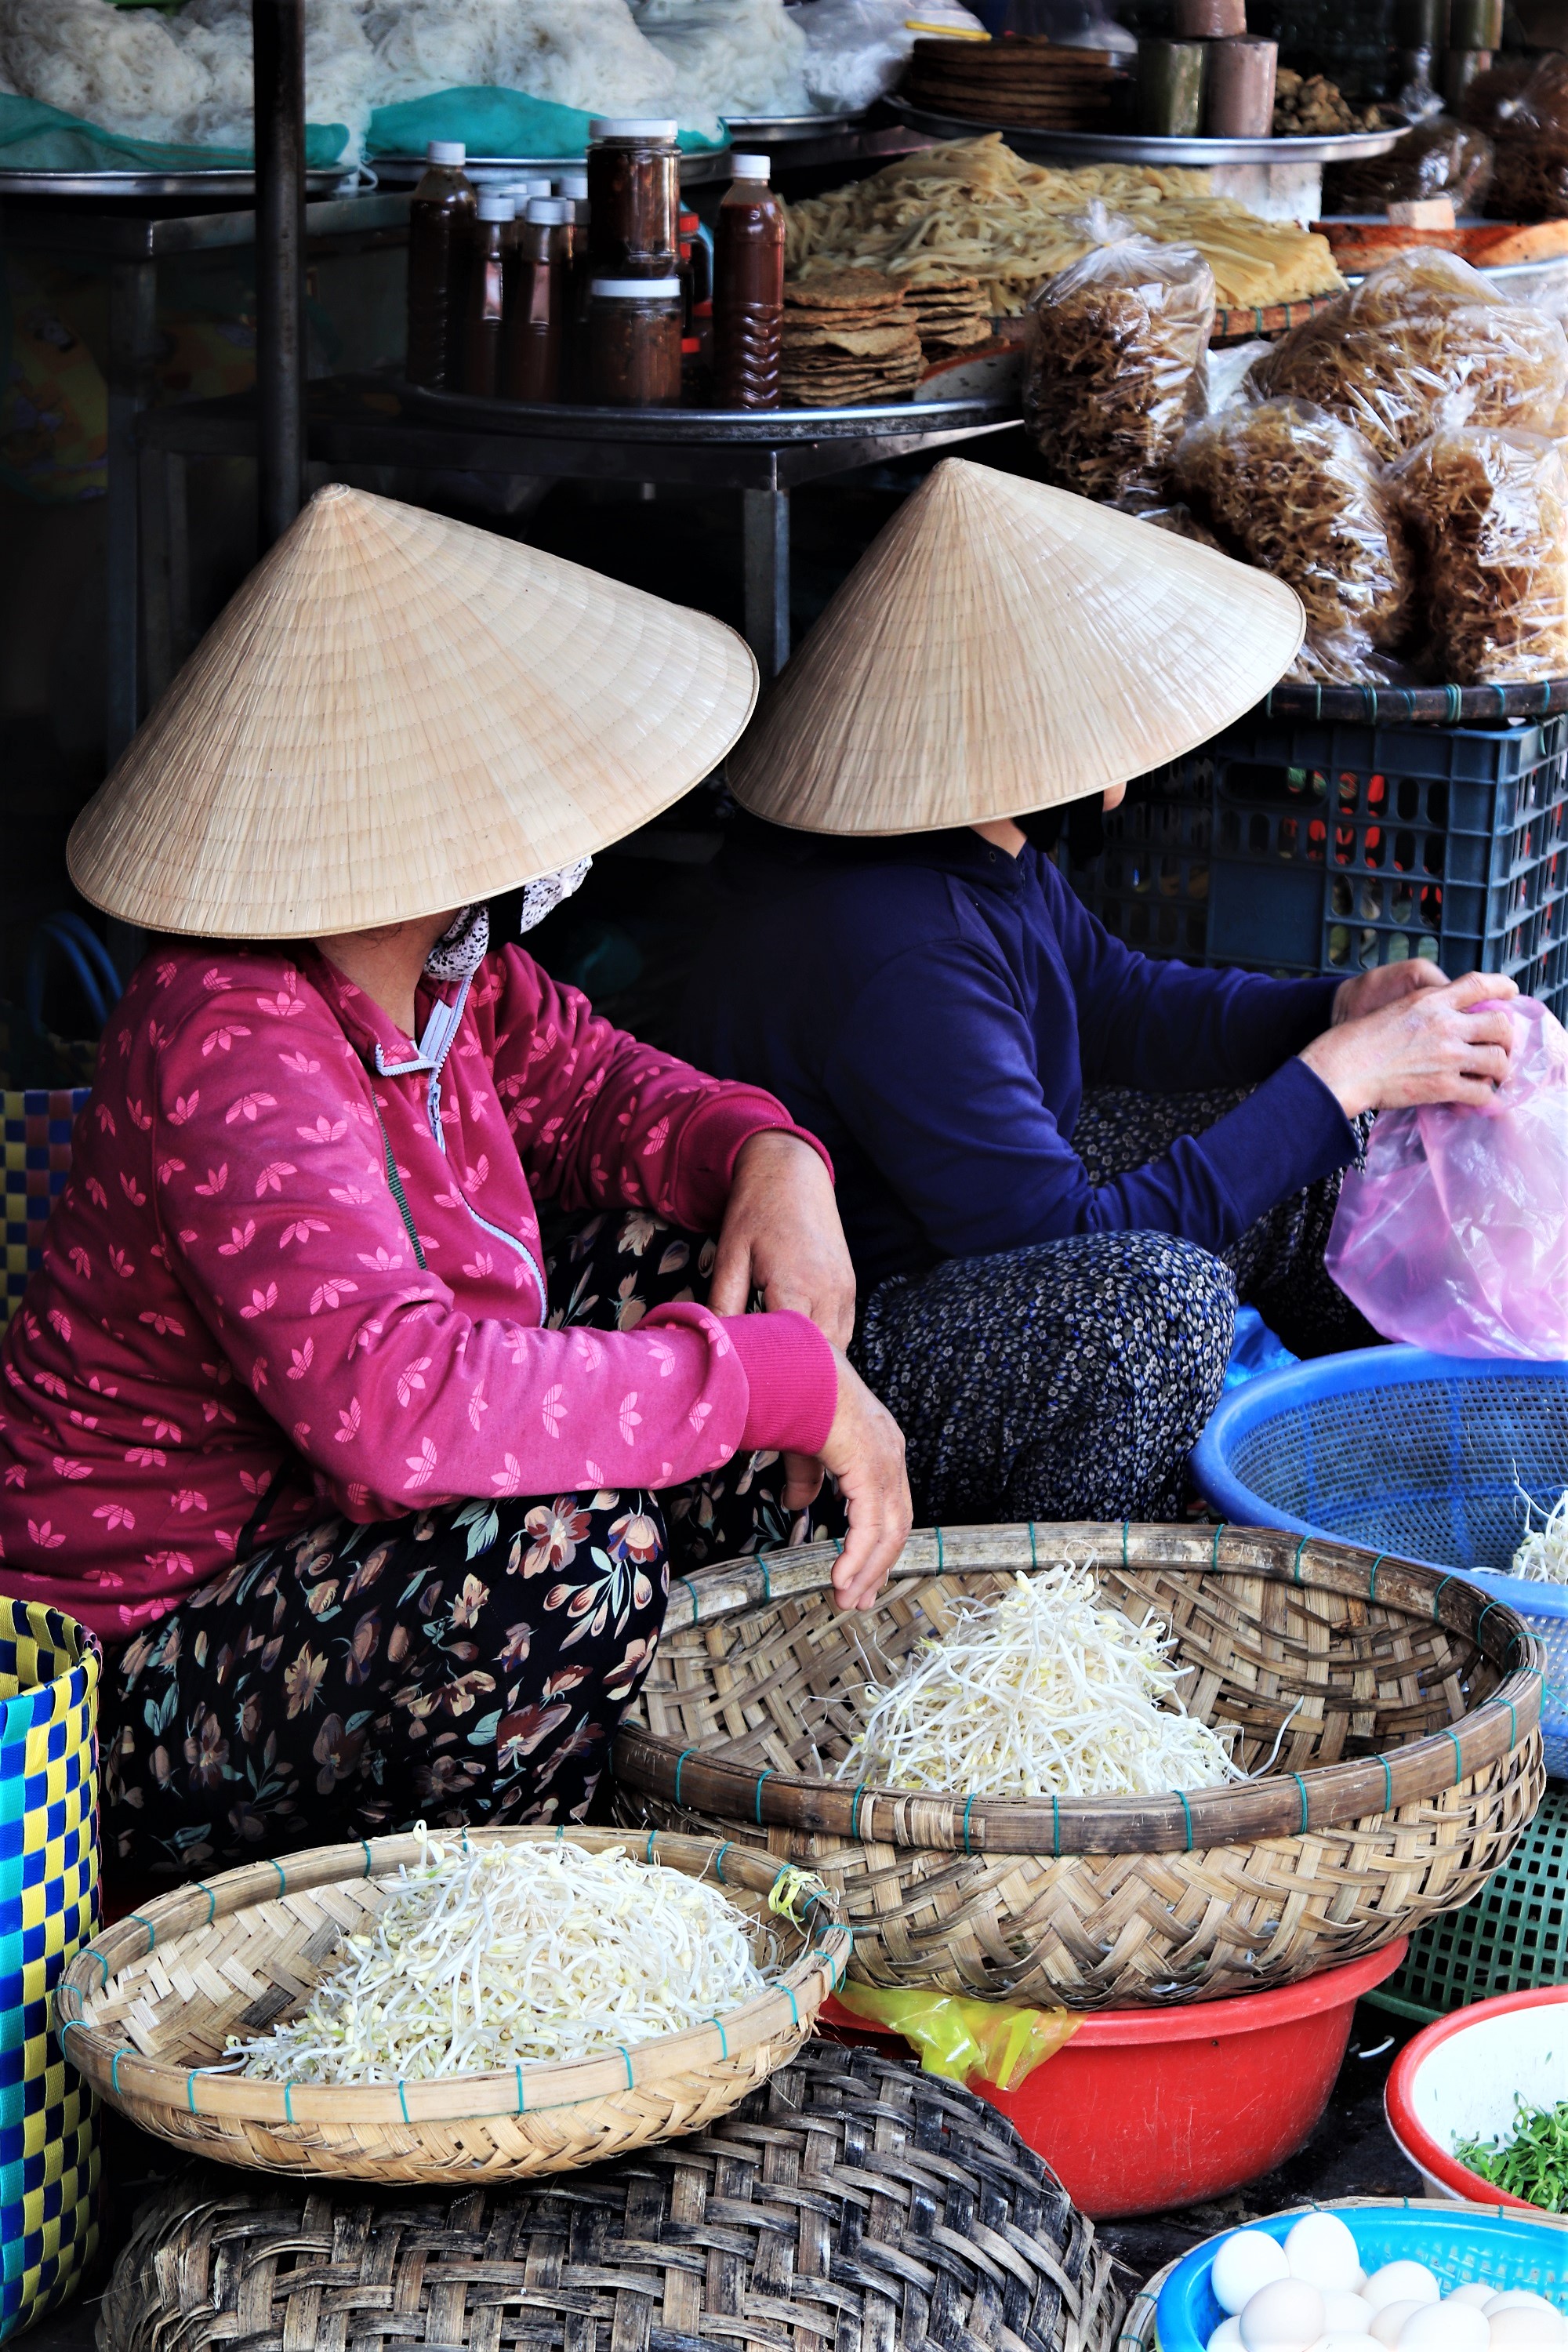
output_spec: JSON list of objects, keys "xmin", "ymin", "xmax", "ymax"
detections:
[
  {"xmin": 721, "ymin": 1310, "xmax": 838, "ymax": 1456},
  {"xmin": 677, "ymin": 1093, "xmax": 836, "ymax": 1223}
]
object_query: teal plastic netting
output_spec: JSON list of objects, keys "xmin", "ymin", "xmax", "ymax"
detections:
[
  {"xmin": 0, "ymin": 93, "xmax": 350, "ymax": 172},
  {"xmin": 365, "ymin": 85, "xmax": 726, "ymax": 158}
]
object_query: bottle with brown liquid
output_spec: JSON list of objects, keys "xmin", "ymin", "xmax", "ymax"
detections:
[
  {"xmin": 557, "ymin": 171, "xmax": 593, "ymax": 397},
  {"xmin": 586, "ymin": 118, "xmax": 679, "ymax": 275},
  {"xmin": 405, "ymin": 139, "xmax": 476, "ymax": 389},
  {"xmin": 713, "ymin": 154, "xmax": 785, "ymax": 410},
  {"xmin": 502, "ymin": 197, "xmax": 572, "ymax": 402},
  {"xmin": 460, "ymin": 192, "xmax": 516, "ymax": 398}
]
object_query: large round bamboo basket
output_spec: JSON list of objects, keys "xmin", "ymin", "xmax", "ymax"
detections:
[
  {"xmin": 612, "ymin": 1524, "xmax": 1544, "ymax": 2007},
  {"xmin": 55, "ymin": 1826, "xmax": 851, "ymax": 2184}
]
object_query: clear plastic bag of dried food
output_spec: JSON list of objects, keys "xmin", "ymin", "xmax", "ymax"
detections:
[
  {"xmin": 1323, "ymin": 115, "xmax": 1494, "ymax": 212},
  {"xmin": 1248, "ymin": 250, "xmax": 1568, "ymax": 463},
  {"xmin": 1174, "ymin": 397, "xmax": 1417, "ymax": 685},
  {"xmin": 1480, "ymin": 50, "xmax": 1568, "ymax": 217},
  {"xmin": 1391, "ymin": 425, "xmax": 1568, "ymax": 685},
  {"xmin": 1024, "ymin": 232, "xmax": 1215, "ymax": 510}
]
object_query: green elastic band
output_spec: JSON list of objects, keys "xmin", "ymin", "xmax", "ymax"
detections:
[
  {"xmin": 198, "ymin": 1883, "xmax": 216, "ymax": 1925},
  {"xmin": 1433, "ymin": 1574, "xmax": 1457, "ymax": 1621},
  {"xmin": 759, "ymin": 1559, "xmax": 771, "ymax": 1600},
  {"xmin": 935, "ymin": 1527, "xmax": 945, "ymax": 1570},
  {"xmin": 1381, "ymin": 1754, "xmax": 1393, "ymax": 1812},
  {"xmin": 1212, "ymin": 1523, "xmax": 1226, "ymax": 1567},
  {"xmin": 1445, "ymin": 684, "xmax": 1462, "ymax": 721},
  {"xmin": 1121, "ymin": 1521, "xmax": 1130, "ymax": 1567},
  {"xmin": 1051, "ymin": 1793, "xmax": 1061, "ymax": 1857},
  {"xmin": 284, "ymin": 2082, "xmax": 295, "ymax": 2125},
  {"xmin": 851, "ymin": 1784, "xmax": 868, "ymax": 1838},
  {"xmin": 1293, "ymin": 1772, "xmax": 1309, "ymax": 1833},
  {"xmin": 112, "ymin": 2049, "xmax": 127, "ymax": 2094},
  {"xmin": 645, "ymin": 1831, "xmax": 656, "ymax": 1864},
  {"xmin": 620, "ymin": 2045, "xmax": 633, "ymax": 2089},
  {"xmin": 1312, "ymin": 685, "xmax": 1324, "ymax": 718},
  {"xmin": 93, "ymin": 1953, "xmax": 107, "ymax": 1987},
  {"xmin": 1507, "ymin": 1700, "xmax": 1517, "ymax": 1747},
  {"xmin": 786, "ymin": 1986, "xmax": 799, "ymax": 2027},
  {"xmin": 754, "ymin": 1769, "xmax": 773, "ymax": 1826},
  {"xmin": 961, "ymin": 1793, "xmax": 976, "ymax": 1854},
  {"xmin": 555, "ymin": 1825, "xmax": 565, "ymax": 1842},
  {"xmin": 129, "ymin": 1912, "xmax": 155, "ymax": 1952},
  {"xmin": 1028, "ymin": 1523, "xmax": 1038, "ymax": 1568},
  {"xmin": 1370, "ymin": 1554, "xmax": 1388, "ymax": 1599},
  {"xmin": 1476, "ymin": 1599, "xmax": 1504, "ymax": 1642},
  {"xmin": 361, "ymin": 1842, "xmax": 373, "ymax": 1878},
  {"xmin": 673, "ymin": 1747, "xmax": 694, "ymax": 1806},
  {"xmin": 713, "ymin": 2016, "xmax": 728, "ymax": 2060},
  {"xmin": 1176, "ymin": 1789, "xmax": 1193, "ymax": 1851},
  {"xmin": 187, "ymin": 2072, "xmax": 198, "ymax": 2114},
  {"xmin": 398, "ymin": 2081, "xmax": 409, "ymax": 2122},
  {"xmin": 714, "ymin": 1841, "xmax": 732, "ymax": 1882},
  {"xmin": 516, "ymin": 2064, "xmax": 526, "ymax": 2113},
  {"xmin": 678, "ymin": 1575, "xmax": 702, "ymax": 1621},
  {"xmin": 1291, "ymin": 1536, "xmax": 1308, "ymax": 1584},
  {"xmin": 270, "ymin": 1859, "xmax": 287, "ymax": 1894},
  {"xmin": 1448, "ymin": 1729, "xmax": 1465, "ymax": 1776}
]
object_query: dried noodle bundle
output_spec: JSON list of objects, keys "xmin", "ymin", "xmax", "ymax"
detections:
[
  {"xmin": 1392, "ymin": 427, "xmax": 1568, "ymax": 685},
  {"xmin": 1176, "ymin": 398, "xmax": 1416, "ymax": 683},
  {"xmin": 1025, "ymin": 234, "xmax": 1214, "ymax": 509},
  {"xmin": 1250, "ymin": 251, "xmax": 1568, "ymax": 463}
]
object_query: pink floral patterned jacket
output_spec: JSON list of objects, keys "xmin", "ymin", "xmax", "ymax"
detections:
[{"xmin": 0, "ymin": 942, "xmax": 837, "ymax": 1641}]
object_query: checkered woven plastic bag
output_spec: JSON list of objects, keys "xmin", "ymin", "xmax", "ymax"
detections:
[{"xmin": 2, "ymin": 1091, "xmax": 89, "ymax": 1330}]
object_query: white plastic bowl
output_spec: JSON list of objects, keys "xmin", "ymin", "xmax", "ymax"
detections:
[{"xmin": 1386, "ymin": 1989, "xmax": 1568, "ymax": 2207}]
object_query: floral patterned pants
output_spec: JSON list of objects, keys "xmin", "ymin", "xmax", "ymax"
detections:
[{"xmin": 101, "ymin": 1209, "xmax": 844, "ymax": 1880}]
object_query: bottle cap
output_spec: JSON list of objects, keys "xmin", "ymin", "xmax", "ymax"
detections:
[
  {"xmin": 731, "ymin": 154, "xmax": 771, "ymax": 179},
  {"xmin": 526, "ymin": 198, "xmax": 574, "ymax": 223},
  {"xmin": 556, "ymin": 172, "xmax": 590, "ymax": 198},
  {"xmin": 591, "ymin": 277, "xmax": 683, "ymax": 298},
  {"xmin": 589, "ymin": 118, "xmax": 679, "ymax": 140},
  {"xmin": 503, "ymin": 176, "xmax": 553, "ymax": 200},
  {"xmin": 426, "ymin": 140, "xmax": 466, "ymax": 166},
  {"xmin": 475, "ymin": 193, "xmax": 517, "ymax": 222}
]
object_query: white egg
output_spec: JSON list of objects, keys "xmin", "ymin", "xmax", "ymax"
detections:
[
  {"xmin": 1355, "ymin": 2281, "xmax": 1371, "ymax": 2296},
  {"xmin": 1287, "ymin": 2216, "xmax": 1365, "ymax": 2294},
  {"xmin": 1210, "ymin": 2321, "xmax": 1245, "ymax": 2352},
  {"xmin": 1371, "ymin": 2303, "xmax": 1428, "ymax": 2347},
  {"xmin": 1364, "ymin": 2268, "xmax": 1443, "ymax": 2316},
  {"xmin": 1241, "ymin": 2282, "xmax": 1328, "ymax": 2352},
  {"xmin": 1489, "ymin": 2311, "xmax": 1566, "ymax": 2350},
  {"xmin": 1320, "ymin": 2336, "xmax": 1386, "ymax": 2352},
  {"xmin": 1486, "ymin": 2303, "xmax": 1561, "ymax": 2323},
  {"xmin": 1214, "ymin": 2236, "xmax": 1292, "ymax": 2317},
  {"xmin": 1448, "ymin": 2294, "xmax": 1496, "ymax": 2313},
  {"xmin": 1399, "ymin": 2300, "xmax": 1490, "ymax": 2352},
  {"xmin": 1323, "ymin": 2296, "xmax": 1375, "ymax": 2333}
]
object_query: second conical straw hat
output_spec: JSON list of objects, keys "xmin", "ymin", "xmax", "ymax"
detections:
[
  {"xmin": 68, "ymin": 485, "xmax": 758, "ymax": 938},
  {"xmin": 728, "ymin": 459, "xmax": 1303, "ymax": 834}
]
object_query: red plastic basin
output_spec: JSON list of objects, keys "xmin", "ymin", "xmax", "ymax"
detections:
[{"xmin": 820, "ymin": 1939, "xmax": 1406, "ymax": 2219}]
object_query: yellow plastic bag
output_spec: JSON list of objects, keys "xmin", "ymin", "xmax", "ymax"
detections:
[{"xmin": 832, "ymin": 1982, "xmax": 1077, "ymax": 2092}]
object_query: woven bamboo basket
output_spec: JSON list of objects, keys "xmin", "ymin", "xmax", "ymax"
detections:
[
  {"xmin": 55, "ymin": 1825, "xmax": 850, "ymax": 2186},
  {"xmin": 95, "ymin": 2044, "xmax": 1124, "ymax": 2352},
  {"xmin": 612, "ymin": 1523, "xmax": 1545, "ymax": 2007}
]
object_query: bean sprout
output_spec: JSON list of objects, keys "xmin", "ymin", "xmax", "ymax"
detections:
[
  {"xmin": 229, "ymin": 1833, "xmax": 771, "ymax": 2085},
  {"xmin": 1510, "ymin": 1483, "xmax": 1568, "ymax": 1582}
]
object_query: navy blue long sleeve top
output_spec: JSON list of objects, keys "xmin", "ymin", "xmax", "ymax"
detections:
[{"xmin": 681, "ymin": 820, "xmax": 1358, "ymax": 1290}]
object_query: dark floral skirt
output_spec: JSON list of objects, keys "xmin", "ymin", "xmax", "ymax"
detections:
[{"xmin": 101, "ymin": 1209, "xmax": 844, "ymax": 1880}]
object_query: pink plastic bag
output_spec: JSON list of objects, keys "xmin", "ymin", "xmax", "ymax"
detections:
[{"xmin": 1325, "ymin": 995, "xmax": 1568, "ymax": 1359}]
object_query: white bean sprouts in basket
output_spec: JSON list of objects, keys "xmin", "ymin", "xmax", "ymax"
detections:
[
  {"xmin": 227, "ymin": 1834, "xmax": 773, "ymax": 2085},
  {"xmin": 834, "ymin": 1566, "xmax": 1244, "ymax": 1801},
  {"xmin": 1510, "ymin": 1483, "xmax": 1568, "ymax": 1582}
]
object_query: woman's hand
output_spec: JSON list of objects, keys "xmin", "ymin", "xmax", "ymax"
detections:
[
  {"xmin": 782, "ymin": 1352, "xmax": 910, "ymax": 1612},
  {"xmin": 1331, "ymin": 959, "xmax": 1450, "ymax": 1024},
  {"xmin": 709, "ymin": 1131, "xmax": 856, "ymax": 1347},
  {"xmin": 1300, "ymin": 970, "xmax": 1519, "ymax": 1118}
]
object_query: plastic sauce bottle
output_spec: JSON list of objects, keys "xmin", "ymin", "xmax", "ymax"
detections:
[
  {"xmin": 713, "ymin": 154, "xmax": 785, "ymax": 410},
  {"xmin": 460, "ymin": 192, "xmax": 516, "ymax": 397},
  {"xmin": 405, "ymin": 139, "xmax": 476, "ymax": 389},
  {"xmin": 503, "ymin": 197, "xmax": 572, "ymax": 402},
  {"xmin": 557, "ymin": 171, "xmax": 593, "ymax": 397}
]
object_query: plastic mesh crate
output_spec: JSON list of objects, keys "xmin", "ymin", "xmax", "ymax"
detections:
[
  {"xmin": 1366, "ymin": 1783, "xmax": 1568, "ymax": 2024},
  {"xmin": 1066, "ymin": 713, "xmax": 1568, "ymax": 1013}
]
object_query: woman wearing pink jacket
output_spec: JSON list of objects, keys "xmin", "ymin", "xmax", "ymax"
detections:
[{"xmin": 5, "ymin": 487, "xmax": 909, "ymax": 1877}]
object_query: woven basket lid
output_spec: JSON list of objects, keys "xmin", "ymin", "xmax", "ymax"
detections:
[
  {"xmin": 728, "ymin": 458, "xmax": 1305, "ymax": 836},
  {"xmin": 67, "ymin": 485, "xmax": 759, "ymax": 938}
]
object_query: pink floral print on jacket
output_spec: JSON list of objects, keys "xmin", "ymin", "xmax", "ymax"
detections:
[{"xmin": 0, "ymin": 942, "xmax": 836, "ymax": 1640}]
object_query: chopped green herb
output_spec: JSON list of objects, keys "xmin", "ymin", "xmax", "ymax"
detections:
[{"xmin": 1456, "ymin": 2093, "xmax": 1568, "ymax": 2212}]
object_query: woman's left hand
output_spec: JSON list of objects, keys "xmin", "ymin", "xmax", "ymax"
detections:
[
  {"xmin": 1332, "ymin": 960, "xmax": 1450, "ymax": 1025},
  {"xmin": 709, "ymin": 1131, "xmax": 856, "ymax": 1347}
]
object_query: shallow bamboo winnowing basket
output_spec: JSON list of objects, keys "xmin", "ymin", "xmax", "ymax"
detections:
[
  {"xmin": 55, "ymin": 1827, "xmax": 851, "ymax": 2184},
  {"xmin": 612, "ymin": 1525, "xmax": 1544, "ymax": 2007}
]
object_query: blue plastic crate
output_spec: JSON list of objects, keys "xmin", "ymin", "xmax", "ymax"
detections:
[
  {"xmin": 1066, "ymin": 713, "xmax": 1568, "ymax": 1014},
  {"xmin": 1192, "ymin": 1347, "xmax": 1568, "ymax": 1773}
]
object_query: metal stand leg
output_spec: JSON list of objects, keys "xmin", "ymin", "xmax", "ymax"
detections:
[
  {"xmin": 105, "ymin": 257, "xmax": 158, "ymax": 760},
  {"xmin": 742, "ymin": 486, "xmax": 790, "ymax": 683}
]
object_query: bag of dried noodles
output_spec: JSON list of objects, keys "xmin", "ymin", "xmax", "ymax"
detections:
[
  {"xmin": 1392, "ymin": 427, "xmax": 1568, "ymax": 685},
  {"xmin": 1174, "ymin": 397, "xmax": 1417, "ymax": 684},
  {"xmin": 1323, "ymin": 114, "xmax": 1493, "ymax": 212},
  {"xmin": 1249, "ymin": 250, "xmax": 1568, "ymax": 463},
  {"xmin": 1024, "ymin": 234, "xmax": 1215, "ymax": 510}
]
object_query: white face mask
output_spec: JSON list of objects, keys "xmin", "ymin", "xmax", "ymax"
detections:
[{"xmin": 423, "ymin": 858, "xmax": 594, "ymax": 981}]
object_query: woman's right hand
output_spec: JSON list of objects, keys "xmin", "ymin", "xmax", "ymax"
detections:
[
  {"xmin": 1298, "ymin": 970, "xmax": 1519, "ymax": 1119},
  {"xmin": 782, "ymin": 1352, "xmax": 911, "ymax": 1613}
]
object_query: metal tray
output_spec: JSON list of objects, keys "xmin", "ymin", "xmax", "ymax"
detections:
[
  {"xmin": 0, "ymin": 165, "xmax": 363, "ymax": 198},
  {"xmin": 370, "ymin": 148, "xmax": 731, "ymax": 187},
  {"xmin": 399, "ymin": 379, "xmax": 1014, "ymax": 441},
  {"xmin": 724, "ymin": 110, "xmax": 866, "ymax": 140},
  {"xmin": 884, "ymin": 95, "xmax": 1411, "ymax": 166}
]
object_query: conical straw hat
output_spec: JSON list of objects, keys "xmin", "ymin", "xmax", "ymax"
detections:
[
  {"xmin": 728, "ymin": 459, "xmax": 1304, "ymax": 835},
  {"xmin": 68, "ymin": 484, "xmax": 758, "ymax": 938}
]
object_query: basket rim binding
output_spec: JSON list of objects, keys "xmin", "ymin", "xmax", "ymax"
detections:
[
  {"xmin": 54, "ymin": 1824, "xmax": 851, "ymax": 2131},
  {"xmin": 613, "ymin": 1522, "xmax": 1543, "ymax": 1857}
]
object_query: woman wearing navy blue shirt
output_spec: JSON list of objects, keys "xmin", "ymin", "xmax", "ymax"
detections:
[{"xmin": 683, "ymin": 463, "xmax": 1515, "ymax": 1523}]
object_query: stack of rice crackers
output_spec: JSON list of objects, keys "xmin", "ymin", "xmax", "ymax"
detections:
[
  {"xmin": 903, "ymin": 276, "xmax": 993, "ymax": 359},
  {"xmin": 780, "ymin": 271, "xmax": 924, "ymax": 406}
]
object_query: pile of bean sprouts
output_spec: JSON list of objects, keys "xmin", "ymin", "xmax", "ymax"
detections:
[
  {"xmin": 229, "ymin": 1835, "xmax": 771, "ymax": 2085},
  {"xmin": 834, "ymin": 1567, "xmax": 1243, "ymax": 1800},
  {"xmin": 1510, "ymin": 1485, "xmax": 1568, "ymax": 1582}
]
